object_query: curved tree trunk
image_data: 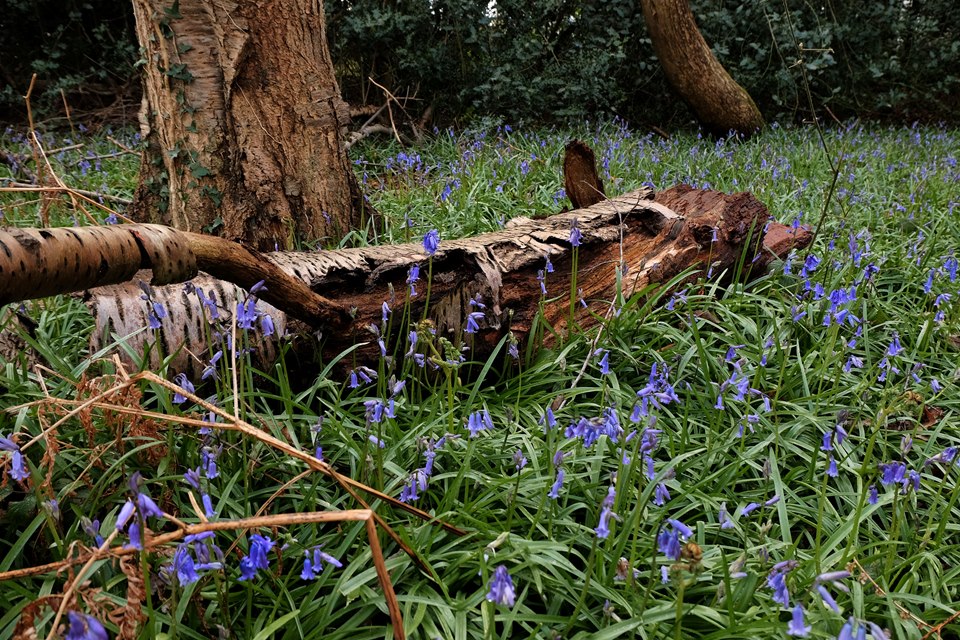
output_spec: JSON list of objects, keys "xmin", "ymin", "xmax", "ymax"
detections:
[
  {"xmin": 130, "ymin": 0, "xmax": 372, "ymax": 250},
  {"xmin": 639, "ymin": 0, "xmax": 764, "ymax": 136}
]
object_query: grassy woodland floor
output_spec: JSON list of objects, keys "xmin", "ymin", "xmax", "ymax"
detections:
[{"xmin": 0, "ymin": 119, "xmax": 959, "ymax": 639}]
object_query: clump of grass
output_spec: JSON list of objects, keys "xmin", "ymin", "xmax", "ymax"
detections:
[{"xmin": 1, "ymin": 119, "xmax": 959, "ymax": 639}]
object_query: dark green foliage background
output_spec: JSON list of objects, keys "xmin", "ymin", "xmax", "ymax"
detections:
[
  {"xmin": 0, "ymin": 0, "xmax": 138, "ymax": 122},
  {"xmin": 2, "ymin": 0, "xmax": 958, "ymax": 124}
]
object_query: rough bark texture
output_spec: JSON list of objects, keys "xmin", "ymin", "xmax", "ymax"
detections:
[
  {"xmin": 0, "ymin": 187, "xmax": 812, "ymax": 377},
  {"xmin": 639, "ymin": 0, "xmax": 765, "ymax": 136},
  {"xmin": 564, "ymin": 140, "xmax": 605, "ymax": 210},
  {"xmin": 130, "ymin": 0, "xmax": 370, "ymax": 250}
]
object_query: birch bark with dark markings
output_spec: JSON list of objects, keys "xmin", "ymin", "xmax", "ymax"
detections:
[{"xmin": 0, "ymin": 186, "xmax": 811, "ymax": 377}]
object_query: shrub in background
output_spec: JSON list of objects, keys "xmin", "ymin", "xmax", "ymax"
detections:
[
  {"xmin": 0, "ymin": 0, "xmax": 137, "ymax": 122},
  {"xmin": 2, "ymin": 0, "xmax": 957, "ymax": 125}
]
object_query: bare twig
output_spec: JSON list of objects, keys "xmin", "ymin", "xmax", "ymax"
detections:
[
  {"xmin": 14, "ymin": 510, "xmax": 406, "ymax": 640},
  {"xmin": 0, "ymin": 182, "xmax": 133, "ymax": 207}
]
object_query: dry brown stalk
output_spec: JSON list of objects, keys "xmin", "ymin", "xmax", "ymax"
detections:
[
  {"xmin": 5, "ymin": 365, "xmax": 463, "ymax": 575},
  {"xmin": 14, "ymin": 511, "xmax": 406, "ymax": 640}
]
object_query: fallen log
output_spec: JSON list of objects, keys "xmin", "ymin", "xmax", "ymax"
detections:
[{"xmin": 0, "ymin": 185, "xmax": 811, "ymax": 377}]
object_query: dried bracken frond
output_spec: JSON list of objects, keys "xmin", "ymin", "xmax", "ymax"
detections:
[{"xmin": 115, "ymin": 556, "xmax": 146, "ymax": 640}]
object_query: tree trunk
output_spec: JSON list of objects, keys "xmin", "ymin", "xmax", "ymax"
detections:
[
  {"xmin": 129, "ymin": 0, "xmax": 371, "ymax": 250},
  {"xmin": 639, "ymin": 0, "xmax": 764, "ymax": 136},
  {"xmin": 0, "ymin": 187, "xmax": 811, "ymax": 377}
]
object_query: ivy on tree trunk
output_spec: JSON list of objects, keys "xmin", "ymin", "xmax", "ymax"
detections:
[{"xmin": 130, "ymin": 0, "xmax": 372, "ymax": 250}]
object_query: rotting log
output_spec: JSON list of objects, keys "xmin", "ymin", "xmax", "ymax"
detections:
[
  {"xmin": 0, "ymin": 186, "xmax": 811, "ymax": 377},
  {"xmin": 563, "ymin": 140, "xmax": 605, "ymax": 210}
]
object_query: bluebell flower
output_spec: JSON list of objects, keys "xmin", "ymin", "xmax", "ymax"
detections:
[
  {"xmin": 783, "ymin": 253, "xmax": 793, "ymax": 275},
  {"xmin": 827, "ymin": 456, "xmax": 838, "ymax": 477},
  {"xmin": 367, "ymin": 434, "xmax": 385, "ymax": 448},
  {"xmin": 657, "ymin": 526, "xmax": 681, "ymax": 560},
  {"xmin": 301, "ymin": 546, "xmax": 343, "ymax": 580},
  {"xmin": 539, "ymin": 407, "xmax": 557, "ymax": 432},
  {"xmin": 595, "ymin": 349, "xmax": 611, "ymax": 375},
  {"xmin": 260, "ymin": 313, "xmax": 275, "ymax": 336},
  {"xmin": 236, "ymin": 298, "xmax": 257, "ymax": 330},
  {"xmin": 238, "ymin": 534, "xmax": 274, "ymax": 581},
  {"xmin": 202, "ymin": 493, "xmax": 215, "ymax": 517},
  {"xmin": 199, "ymin": 288, "xmax": 220, "ymax": 320},
  {"xmin": 886, "ymin": 332, "xmax": 904, "ymax": 357},
  {"xmin": 817, "ymin": 584, "xmax": 841, "ymax": 613},
  {"xmin": 357, "ymin": 366, "xmax": 375, "ymax": 385},
  {"xmin": 9, "ymin": 450, "xmax": 28, "ymax": 481},
  {"xmin": 170, "ymin": 544, "xmax": 201, "ymax": 585},
  {"xmin": 536, "ymin": 269, "xmax": 547, "ymax": 295},
  {"xmin": 465, "ymin": 310, "xmax": 484, "ymax": 334},
  {"xmin": 512, "ymin": 448, "xmax": 528, "ymax": 471},
  {"xmin": 544, "ymin": 255, "xmax": 554, "ymax": 273},
  {"xmin": 654, "ymin": 482, "xmax": 670, "ymax": 506},
  {"xmin": 201, "ymin": 445, "xmax": 221, "ymax": 479},
  {"xmin": 668, "ymin": 518, "xmax": 693, "ymax": 538},
  {"xmin": 868, "ymin": 484, "xmax": 879, "ymax": 504},
  {"xmin": 901, "ymin": 469, "xmax": 920, "ymax": 493},
  {"xmin": 926, "ymin": 446, "xmax": 957, "ymax": 466},
  {"xmin": 406, "ymin": 264, "xmax": 420, "ymax": 297},
  {"xmin": 116, "ymin": 499, "xmax": 136, "ymax": 530},
  {"xmin": 364, "ymin": 399, "xmax": 386, "ymax": 424},
  {"xmin": 766, "ymin": 561, "xmax": 795, "ymax": 607},
  {"xmin": 879, "ymin": 462, "xmax": 906, "ymax": 486},
  {"xmin": 595, "ymin": 486, "xmax": 618, "ymax": 538},
  {"xmin": 65, "ymin": 611, "xmax": 108, "ymax": 640},
  {"xmin": 201, "ymin": 350, "xmax": 222, "ymax": 381},
  {"xmin": 741, "ymin": 502, "xmax": 760, "ymax": 516},
  {"xmin": 486, "ymin": 565, "xmax": 516, "ymax": 607},
  {"xmin": 786, "ymin": 604, "xmax": 811, "ymax": 637},
  {"xmin": 0, "ymin": 434, "xmax": 17, "ymax": 451},
  {"xmin": 596, "ymin": 506, "xmax": 614, "ymax": 539},
  {"xmin": 547, "ymin": 468, "xmax": 565, "ymax": 499},
  {"xmin": 137, "ymin": 491, "xmax": 164, "ymax": 519},
  {"xmin": 147, "ymin": 301, "xmax": 166, "ymax": 329},
  {"xmin": 569, "ymin": 218, "xmax": 582, "ymax": 247},
  {"xmin": 639, "ymin": 428, "xmax": 662, "ymax": 453},
  {"xmin": 81, "ymin": 517, "xmax": 104, "ymax": 546},
  {"xmin": 423, "ymin": 229, "xmax": 440, "ymax": 255},
  {"xmin": 718, "ymin": 503, "xmax": 734, "ymax": 529},
  {"xmin": 172, "ymin": 372, "xmax": 194, "ymax": 404},
  {"xmin": 466, "ymin": 410, "xmax": 489, "ymax": 438}
]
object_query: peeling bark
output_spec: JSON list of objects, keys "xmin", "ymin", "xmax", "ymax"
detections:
[{"xmin": 0, "ymin": 187, "xmax": 811, "ymax": 376}]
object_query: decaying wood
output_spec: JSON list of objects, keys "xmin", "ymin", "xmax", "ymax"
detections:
[
  {"xmin": 0, "ymin": 185, "xmax": 810, "ymax": 377},
  {"xmin": 563, "ymin": 140, "xmax": 605, "ymax": 209}
]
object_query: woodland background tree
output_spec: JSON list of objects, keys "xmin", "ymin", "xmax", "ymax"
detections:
[
  {"xmin": 129, "ymin": 0, "xmax": 371, "ymax": 250},
  {"xmin": 638, "ymin": 0, "xmax": 764, "ymax": 135}
]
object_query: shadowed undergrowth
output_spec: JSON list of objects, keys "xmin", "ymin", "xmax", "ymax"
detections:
[{"xmin": 0, "ymin": 120, "xmax": 959, "ymax": 639}]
